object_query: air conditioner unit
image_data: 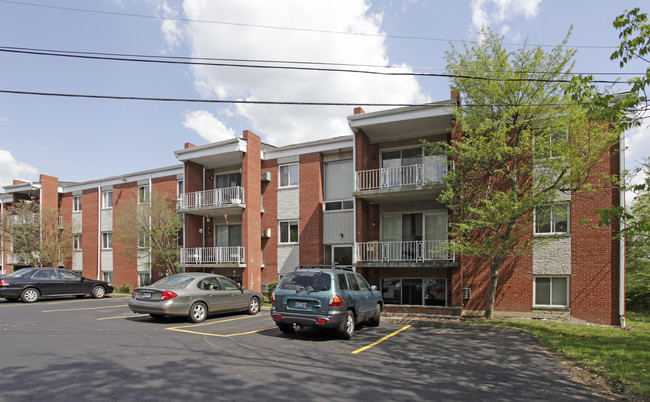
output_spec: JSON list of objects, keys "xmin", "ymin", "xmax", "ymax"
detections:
[
  {"xmin": 261, "ymin": 228, "xmax": 272, "ymax": 238},
  {"xmin": 261, "ymin": 171, "xmax": 272, "ymax": 182},
  {"xmin": 462, "ymin": 287, "xmax": 471, "ymax": 300}
]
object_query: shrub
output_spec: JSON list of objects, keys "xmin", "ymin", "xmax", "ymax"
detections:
[
  {"xmin": 115, "ymin": 284, "xmax": 131, "ymax": 294},
  {"xmin": 264, "ymin": 281, "xmax": 278, "ymax": 303}
]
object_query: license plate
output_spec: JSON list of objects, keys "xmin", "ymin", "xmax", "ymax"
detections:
[
  {"xmin": 295, "ymin": 301, "xmax": 307, "ymax": 309},
  {"xmin": 143, "ymin": 293, "xmax": 151, "ymax": 299}
]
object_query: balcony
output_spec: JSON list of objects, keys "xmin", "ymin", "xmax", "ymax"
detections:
[
  {"xmin": 177, "ymin": 187, "xmax": 245, "ymax": 215},
  {"xmin": 180, "ymin": 246, "xmax": 245, "ymax": 266},
  {"xmin": 355, "ymin": 240, "xmax": 454, "ymax": 263},
  {"xmin": 354, "ymin": 162, "xmax": 449, "ymax": 202}
]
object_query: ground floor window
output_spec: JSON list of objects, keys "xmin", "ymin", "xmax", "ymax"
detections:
[
  {"xmin": 138, "ymin": 272, "xmax": 151, "ymax": 287},
  {"xmin": 102, "ymin": 271, "xmax": 113, "ymax": 284},
  {"xmin": 324, "ymin": 245, "xmax": 353, "ymax": 266},
  {"xmin": 382, "ymin": 278, "xmax": 446, "ymax": 306},
  {"xmin": 534, "ymin": 276, "xmax": 569, "ymax": 307}
]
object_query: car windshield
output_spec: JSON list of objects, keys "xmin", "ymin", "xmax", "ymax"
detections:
[
  {"xmin": 152, "ymin": 275, "xmax": 195, "ymax": 288},
  {"xmin": 6, "ymin": 268, "xmax": 37, "ymax": 278},
  {"xmin": 279, "ymin": 271, "xmax": 331, "ymax": 292}
]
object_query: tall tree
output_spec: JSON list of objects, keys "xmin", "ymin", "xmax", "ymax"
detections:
[
  {"xmin": 113, "ymin": 192, "xmax": 183, "ymax": 277},
  {"xmin": 433, "ymin": 28, "xmax": 621, "ymax": 318},
  {"xmin": 1, "ymin": 200, "xmax": 72, "ymax": 267}
]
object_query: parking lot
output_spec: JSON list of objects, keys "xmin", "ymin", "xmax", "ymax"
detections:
[{"xmin": 0, "ymin": 296, "xmax": 599, "ymax": 401}]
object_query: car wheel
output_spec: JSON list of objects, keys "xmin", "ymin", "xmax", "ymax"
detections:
[
  {"xmin": 149, "ymin": 314, "xmax": 165, "ymax": 319},
  {"xmin": 247, "ymin": 297, "xmax": 260, "ymax": 315},
  {"xmin": 188, "ymin": 302, "xmax": 207, "ymax": 323},
  {"xmin": 278, "ymin": 323, "xmax": 295, "ymax": 334},
  {"xmin": 368, "ymin": 304, "xmax": 381, "ymax": 327},
  {"xmin": 337, "ymin": 310, "xmax": 355, "ymax": 340},
  {"xmin": 91, "ymin": 286, "xmax": 106, "ymax": 299},
  {"xmin": 20, "ymin": 288, "xmax": 40, "ymax": 303}
]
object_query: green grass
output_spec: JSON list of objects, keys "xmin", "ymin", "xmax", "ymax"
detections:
[{"xmin": 486, "ymin": 311, "xmax": 650, "ymax": 397}]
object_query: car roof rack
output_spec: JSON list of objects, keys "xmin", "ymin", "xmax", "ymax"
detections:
[{"xmin": 294, "ymin": 265, "xmax": 354, "ymax": 271}]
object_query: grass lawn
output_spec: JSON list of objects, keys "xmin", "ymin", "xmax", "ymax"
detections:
[{"xmin": 488, "ymin": 311, "xmax": 650, "ymax": 398}]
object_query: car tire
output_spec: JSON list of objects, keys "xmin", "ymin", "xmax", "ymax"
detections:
[
  {"xmin": 337, "ymin": 310, "xmax": 355, "ymax": 340},
  {"xmin": 247, "ymin": 297, "xmax": 260, "ymax": 315},
  {"xmin": 20, "ymin": 288, "xmax": 40, "ymax": 303},
  {"xmin": 188, "ymin": 302, "xmax": 207, "ymax": 323},
  {"xmin": 149, "ymin": 314, "xmax": 165, "ymax": 319},
  {"xmin": 91, "ymin": 286, "xmax": 106, "ymax": 299},
  {"xmin": 278, "ymin": 323, "xmax": 295, "ymax": 334},
  {"xmin": 368, "ymin": 304, "xmax": 381, "ymax": 327}
]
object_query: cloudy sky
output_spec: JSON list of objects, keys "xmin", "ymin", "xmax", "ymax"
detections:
[{"xmin": 0, "ymin": 0, "xmax": 648, "ymax": 194}]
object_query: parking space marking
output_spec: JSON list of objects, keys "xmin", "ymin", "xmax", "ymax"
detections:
[
  {"xmin": 0, "ymin": 296, "xmax": 130, "ymax": 307},
  {"xmin": 97, "ymin": 314, "xmax": 149, "ymax": 320},
  {"xmin": 351, "ymin": 324, "xmax": 411, "ymax": 354},
  {"xmin": 42, "ymin": 305, "xmax": 127, "ymax": 313},
  {"xmin": 166, "ymin": 316, "xmax": 276, "ymax": 338}
]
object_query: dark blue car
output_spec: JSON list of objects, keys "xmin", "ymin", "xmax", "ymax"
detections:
[{"xmin": 271, "ymin": 267, "xmax": 383, "ymax": 339}]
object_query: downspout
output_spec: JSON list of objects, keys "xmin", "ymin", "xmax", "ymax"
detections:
[
  {"xmin": 202, "ymin": 168, "xmax": 206, "ymax": 249},
  {"xmin": 97, "ymin": 181, "xmax": 102, "ymax": 280},
  {"xmin": 619, "ymin": 132, "xmax": 626, "ymax": 329},
  {"xmin": 352, "ymin": 130, "xmax": 357, "ymax": 273},
  {"xmin": 149, "ymin": 173, "xmax": 152, "ymax": 281},
  {"xmin": 1, "ymin": 198, "xmax": 4, "ymax": 275}
]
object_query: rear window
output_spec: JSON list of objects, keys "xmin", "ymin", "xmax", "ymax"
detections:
[
  {"xmin": 152, "ymin": 275, "xmax": 195, "ymax": 288},
  {"xmin": 279, "ymin": 271, "xmax": 332, "ymax": 292},
  {"xmin": 7, "ymin": 268, "xmax": 37, "ymax": 278}
]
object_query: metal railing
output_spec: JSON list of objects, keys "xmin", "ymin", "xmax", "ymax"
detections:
[
  {"xmin": 355, "ymin": 240, "xmax": 454, "ymax": 262},
  {"xmin": 178, "ymin": 187, "xmax": 245, "ymax": 209},
  {"xmin": 355, "ymin": 162, "xmax": 449, "ymax": 192},
  {"xmin": 180, "ymin": 246, "xmax": 245, "ymax": 264}
]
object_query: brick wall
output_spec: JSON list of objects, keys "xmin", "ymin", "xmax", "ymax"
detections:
[
  {"xmin": 61, "ymin": 193, "xmax": 73, "ymax": 270},
  {"xmin": 261, "ymin": 158, "xmax": 278, "ymax": 284},
  {"xmin": 112, "ymin": 182, "xmax": 138, "ymax": 289},
  {"xmin": 242, "ymin": 131, "xmax": 262, "ymax": 291},
  {"xmin": 152, "ymin": 175, "xmax": 180, "ymax": 281},
  {"xmin": 299, "ymin": 152, "xmax": 323, "ymax": 266},
  {"xmin": 81, "ymin": 188, "xmax": 99, "ymax": 280}
]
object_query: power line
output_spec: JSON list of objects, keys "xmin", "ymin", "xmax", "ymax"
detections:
[
  {"xmin": 0, "ymin": 45, "xmax": 643, "ymax": 77},
  {"xmin": 0, "ymin": 0, "xmax": 619, "ymax": 50},
  {"xmin": 0, "ymin": 46, "xmax": 634, "ymax": 85},
  {"xmin": 0, "ymin": 88, "xmax": 604, "ymax": 108}
]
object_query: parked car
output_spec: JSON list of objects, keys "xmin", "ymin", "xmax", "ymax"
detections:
[
  {"xmin": 271, "ymin": 267, "xmax": 383, "ymax": 339},
  {"xmin": 128, "ymin": 273, "xmax": 263, "ymax": 323},
  {"xmin": 0, "ymin": 267, "xmax": 114, "ymax": 303}
]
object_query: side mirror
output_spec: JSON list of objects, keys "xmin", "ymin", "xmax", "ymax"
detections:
[{"xmin": 370, "ymin": 285, "xmax": 378, "ymax": 291}]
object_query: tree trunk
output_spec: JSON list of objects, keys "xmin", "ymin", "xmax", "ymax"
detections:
[{"xmin": 484, "ymin": 257, "xmax": 502, "ymax": 319}]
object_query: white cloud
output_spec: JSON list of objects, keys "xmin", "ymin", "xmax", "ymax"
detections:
[
  {"xmin": 158, "ymin": 1, "xmax": 183, "ymax": 49},
  {"xmin": 176, "ymin": 0, "xmax": 428, "ymax": 146},
  {"xmin": 183, "ymin": 110, "xmax": 236, "ymax": 142},
  {"xmin": 0, "ymin": 150, "xmax": 39, "ymax": 189},
  {"xmin": 470, "ymin": 0, "xmax": 541, "ymax": 37}
]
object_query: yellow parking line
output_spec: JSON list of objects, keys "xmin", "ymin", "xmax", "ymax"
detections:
[
  {"xmin": 97, "ymin": 314, "xmax": 149, "ymax": 320},
  {"xmin": 351, "ymin": 325, "xmax": 411, "ymax": 354},
  {"xmin": 42, "ymin": 305, "xmax": 127, "ymax": 312},
  {"xmin": 168, "ymin": 316, "xmax": 256, "ymax": 329},
  {"xmin": 166, "ymin": 315, "xmax": 273, "ymax": 337}
]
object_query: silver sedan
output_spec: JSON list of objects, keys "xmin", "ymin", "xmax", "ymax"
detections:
[{"xmin": 128, "ymin": 273, "xmax": 263, "ymax": 323}]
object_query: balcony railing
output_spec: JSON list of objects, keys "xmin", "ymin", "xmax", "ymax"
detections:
[
  {"xmin": 355, "ymin": 240, "xmax": 454, "ymax": 263},
  {"xmin": 180, "ymin": 246, "xmax": 245, "ymax": 265},
  {"xmin": 178, "ymin": 187, "xmax": 245, "ymax": 210},
  {"xmin": 355, "ymin": 162, "xmax": 448, "ymax": 192}
]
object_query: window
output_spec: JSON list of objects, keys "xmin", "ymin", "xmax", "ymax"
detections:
[
  {"xmin": 279, "ymin": 221, "xmax": 299, "ymax": 243},
  {"xmin": 103, "ymin": 271, "xmax": 113, "ymax": 284},
  {"xmin": 138, "ymin": 185, "xmax": 150, "ymax": 204},
  {"xmin": 73, "ymin": 235, "xmax": 82, "ymax": 250},
  {"xmin": 324, "ymin": 245, "xmax": 353, "ymax": 266},
  {"xmin": 535, "ymin": 202, "xmax": 570, "ymax": 234},
  {"xmin": 138, "ymin": 272, "xmax": 151, "ymax": 287},
  {"xmin": 177, "ymin": 180, "xmax": 184, "ymax": 199},
  {"xmin": 215, "ymin": 172, "xmax": 241, "ymax": 189},
  {"xmin": 279, "ymin": 163, "xmax": 299, "ymax": 187},
  {"xmin": 219, "ymin": 277, "xmax": 241, "ymax": 291},
  {"xmin": 138, "ymin": 232, "xmax": 149, "ymax": 248},
  {"xmin": 102, "ymin": 190, "xmax": 113, "ymax": 209},
  {"xmin": 381, "ymin": 146, "xmax": 447, "ymax": 186},
  {"xmin": 101, "ymin": 232, "xmax": 112, "ymax": 249},
  {"xmin": 534, "ymin": 129, "xmax": 568, "ymax": 159},
  {"xmin": 215, "ymin": 224, "xmax": 242, "ymax": 247},
  {"xmin": 534, "ymin": 276, "xmax": 569, "ymax": 307},
  {"xmin": 324, "ymin": 160, "xmax": 353, "ymax": 211},
  {"xmin": 382, "ymin": 278, "xmax": 447, "ymax": 306},
  {"xmin": 73, "ymin": 196, "xmax": 81, "ymax": 212}
]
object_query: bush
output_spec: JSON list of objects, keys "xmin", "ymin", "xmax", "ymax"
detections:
[
  {"xmin": 115, "ymin": 284, "xmax": 131, "ymax": 294},
  {"xmin": 264, "ymin": 281, "xmax": 278, "ymax": 303}
]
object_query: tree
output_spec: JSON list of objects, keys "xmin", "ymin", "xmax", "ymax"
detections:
[
  {"xmin": 432, "ymin": 28, "xmax": 620, "ymax": 318},
  {"xmin": 0, "ymin": 200, "xmax": 72, "ymax": 267},
  {"xmin": 113, "ymin": 192, "xmax": 183, "ymax": 277}
]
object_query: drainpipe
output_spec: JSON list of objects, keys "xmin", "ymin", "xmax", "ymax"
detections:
[
  {"xmin": 1, "ymin": 198, "xmax": 4, "ymax": 275},
  {"xmin": 149, "ymin": 173, "xmax": 152, "ymax": 281},
  {"xmin": 97, "ymin": 181, "xmax": 102, "ymax": 280},
  {"xmin": 619, "ymin": 132, "xmax": 626, "ymax": 329},
  {"xmin": 202, "ymin": 168, "xmax": 206, "ymax": 248},
  {"xmin": 352, "ymin": 131, "xmax": 357, "ymax": 273}
]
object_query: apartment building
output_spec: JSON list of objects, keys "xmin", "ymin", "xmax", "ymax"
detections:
[{"xmin": 0, "ymin": 97, "xmax": 624, "ymax": 325}]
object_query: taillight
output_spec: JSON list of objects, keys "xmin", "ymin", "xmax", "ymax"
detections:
[
  {"xmin": 329, "ymin": 294, "xmax": 343, "ymax": 307},
  {"xmin": 316, "ymin": 318, "xmax": 327, "ymax": 324},
  {"xmin": 132, "ymin": 290, "xmax": 136, "ymax": 298},
  {"xmin": 0, "ymin": 280, "xmax": 9, "ymax": 286},
  {"xmin": 272, "ymin": 315, "xmax": 282, "ymax": 320},
  {"xmin": 160, "ymin": 290, "xmax": 178, "ymax": 300},
  {"xmin": 271, "ymin": 292, "xmax": 275, "ymax": 303}
]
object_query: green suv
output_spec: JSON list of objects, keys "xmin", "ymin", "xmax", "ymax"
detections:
[{"xmin": 271, "ymin": 267, "xmax": 383, "ymax": 339}]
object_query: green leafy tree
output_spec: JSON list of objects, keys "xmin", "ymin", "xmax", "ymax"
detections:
[
  {"xmin": 113, "ymin": 192, "xmax": 183, "ymax": 277},
  {"xmin": 1, "ymin": 200, "xmax": 72, "ymax": 267},
  {"xmin": 433, "ymin": 28, "xmax": 620, "ymax": 318}
]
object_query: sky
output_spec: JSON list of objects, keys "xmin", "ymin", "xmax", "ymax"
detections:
[{"xmin": 0, "ymin": 0, "xmax": 648, "ymax": 199}]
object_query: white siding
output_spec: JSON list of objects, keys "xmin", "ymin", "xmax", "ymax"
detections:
[
  {"xmin": 532, "ymin": 237, "xmax": 571, "ymax": 275},
  {"xmin": 137, "ymin": 249, "xmax": 150, "ymax": 272},
  {"xmin": 277, "ymin": 187, "xmax": 299, "ymax": 220},
  {"xmin": 72, "ymin": 213, "xmax": 82, "ymax": 233},
  {"xmin": 100, "ymin": 250, "xmax": 113, "ymax": 271},
  {"xmin": 277, "ymin": 245, "xmax": 299, "ymax": 275},
  {"xmin": 72, "ymin": 252, "xmax": 82, "ymax": 271},
  {"xmin": 100, "ymin": 210, "xmax": 113, "ymax": 232},
  {"xmin": 323, "ymin": 211, "xmax": 354, "ymax": 244}
]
